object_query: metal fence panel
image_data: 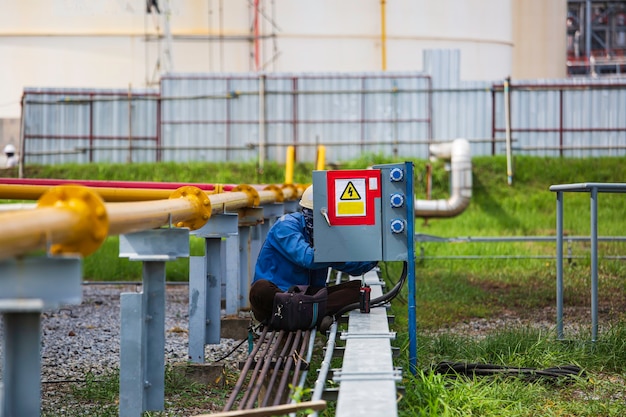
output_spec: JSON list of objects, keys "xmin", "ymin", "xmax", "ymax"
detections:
[
  {"xmin": 21, "ymin": 67, "xmax": 626, "ymax": 165},
  {"xmin": 23, "ymin": 88, "xmax": 159, "ymax": 165}
]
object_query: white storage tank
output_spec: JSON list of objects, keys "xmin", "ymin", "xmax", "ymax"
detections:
[{"xmin": 0, "ymin": 0, "xmax": 565, "ymax": 119}]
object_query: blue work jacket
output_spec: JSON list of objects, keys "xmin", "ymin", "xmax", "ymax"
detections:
[{"xmin": 253, "ymin": 212, "xmax": 378, "ymax": 291}]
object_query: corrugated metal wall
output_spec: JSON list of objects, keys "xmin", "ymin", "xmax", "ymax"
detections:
[
  {"xmin": 159, "ymin": 72, "xmax": 433, "ymax": 164},
  {"xmin": 23, "ymin": 88, "xmax": 159, "ymax": 165},
  {"xmin": 21, "ymin": 52, "xmax": 626, "ymax": 165}
]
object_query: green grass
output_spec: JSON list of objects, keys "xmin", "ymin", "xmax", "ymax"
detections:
[
  {"xmin": 392, "ymin": 325, "xmax": 626, "ymax": 417},
  {"xmin": 5, "ymin": 154, "xmax": 626, "ymax": 415}
]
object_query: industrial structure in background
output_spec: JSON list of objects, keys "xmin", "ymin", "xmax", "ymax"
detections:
[
  {"xmin": 1, "ymin": 0, "xmax": 624, "ymax": 161},
  {"xmin": 567, "ymin": 1, "xmax": 626, "ymax": 76},
  {"xmin": 0, "ymin": 0, "xmax": 570, "ymax": 121}
]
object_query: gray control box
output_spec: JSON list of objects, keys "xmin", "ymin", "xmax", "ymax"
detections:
[{"xmin": 312, "ymin": 162, "xmax": 414, "ymax": 262}]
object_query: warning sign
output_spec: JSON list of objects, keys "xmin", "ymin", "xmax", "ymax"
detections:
[
  {"xmin": 326, "ymin": 169, "xmax": 381, "ymax": 226},
  {"xmin": 340, "ymin": 181, "xmax": 361, "ymax": 200},
  {"xmin": 335, "ymin": 179, "xmax": 366, "ymax": 217}
]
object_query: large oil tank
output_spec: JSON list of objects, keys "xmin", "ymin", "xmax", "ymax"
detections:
[{"xmin": 0, "ymin": 0, "xmax": 565, "ymax": 119}]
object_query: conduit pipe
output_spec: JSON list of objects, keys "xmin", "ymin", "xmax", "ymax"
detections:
[{"xmin": 415, "ymin": 138, "xmax": 472, "ymax": 218}]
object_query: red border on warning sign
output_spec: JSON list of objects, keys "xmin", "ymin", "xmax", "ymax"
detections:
[{"xmin": 326, "ymin": 169, "xmax": 381, "ymax": 226}]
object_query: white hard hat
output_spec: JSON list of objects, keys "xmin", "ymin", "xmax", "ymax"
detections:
[
  {"xmin": 299, "ymin": 185, "xmax": 314, "ymax": 210},
  {"xmin": 4, "ymin": 144, "xmax": 15, "ymax": 154}
]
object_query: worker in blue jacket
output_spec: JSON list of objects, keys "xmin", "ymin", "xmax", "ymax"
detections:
[{"xmin": 249, "ymin": 185, "xmax": 378, "ymax": 328}]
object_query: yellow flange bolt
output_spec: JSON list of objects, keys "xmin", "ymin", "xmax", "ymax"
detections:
[
  {"xmin": 232, "ymin": 184, "xmax": 261, "ymax": 207},
  {"xmin": 263, "ymin": 184, "xmax": 285, "ymax": 203},
  {"xmin": 169, "ymin": 186, "xmax": 212, "ymax": 230},
  {"xmin": 37, "ymin": 185, "xmax": 109, "ymax": 257}
]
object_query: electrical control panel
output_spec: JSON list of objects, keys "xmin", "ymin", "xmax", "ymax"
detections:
[{"xmin": 312, "ymin": 162, "xmax": 414, "ymax": 262}]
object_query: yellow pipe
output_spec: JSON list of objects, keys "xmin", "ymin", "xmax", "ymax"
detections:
[
  {"xmin": 285, "ymin": 146, "xmax": 295, "ymax": 184},
  {"xmin": 0, "ymin": 181, "xmax": 303, "ymax": 260},
  {"xmin": 0, "ymin": 186, "xmax": 109, "ymax": 259},
  {"xmin": 316, "ymin": 146, "xmax": 326, "ymax": 171},
  {"xmin": 0, "ymin": 184, "xmax": 189, "ymax": 202},
  {"xmin": 380, "ymin": 0, "xmax": 387, "ymax": 71},
  {"xmin": 0, "ymin": 206, "xmax": 86, "ymax": 259}
]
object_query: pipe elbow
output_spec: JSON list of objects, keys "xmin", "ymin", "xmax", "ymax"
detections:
[{"xmin": 416, "ymin": 138, "xmax": 472, "ymax": 219}]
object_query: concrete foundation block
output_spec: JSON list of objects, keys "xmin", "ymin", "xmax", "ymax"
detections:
[{"xmin": 171, "ymin": 362, "xmax": 226, "ymax": 387}]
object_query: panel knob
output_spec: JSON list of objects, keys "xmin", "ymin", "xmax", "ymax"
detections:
[
  {"xmin": 389, "ymin": 168, "xmax": 404, "ymax": 182},
  {"xmin": 390, "ymin": 193, "xmax": 405, "ymax": 208},
  {"xmin": 390, "ymin": 219, "xmax": 405, "ymax": 234}
]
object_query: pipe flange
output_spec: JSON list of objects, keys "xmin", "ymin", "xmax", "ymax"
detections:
[
  {"xmin": 232, "ymin": 184, "xmax": 261, "ymax": 207},
  {"xmin": 263, "ymin": 184, "xmax": 285, "ymax": 203},
  {"xmin": 280, "ymin": 183, "xmax": 300, "ymax": 201},
  {"xmin": 169, "ymin": 186, "xmax": 212, "ymax": 230},
  {"xmin": 37, "ymin": 185, "xmax": 109, "ymax": 257}
]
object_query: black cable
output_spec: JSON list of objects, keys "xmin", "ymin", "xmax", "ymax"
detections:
[
  {"xmin": 215, "ymin": 322, "xmax": 262, "ymax": 362},
  {"xmin": 431, "ymin": 361, "xmax": 584, "ymax": 383},
  {"xmin": 332, "ymin": 261, "xmax": 408, "ymax": 318}
]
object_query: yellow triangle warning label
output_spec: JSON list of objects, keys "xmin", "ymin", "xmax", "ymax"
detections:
[{"xmin": 340, "ymin": 181, "xmax": 362, "ymax": 200}]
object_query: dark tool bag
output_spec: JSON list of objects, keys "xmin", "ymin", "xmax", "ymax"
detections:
[{"xmin": 269, "ymin": 285, "xmax": 327, "ymax": 331}]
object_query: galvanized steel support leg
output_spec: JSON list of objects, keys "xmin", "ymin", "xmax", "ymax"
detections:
[
  {"xmin": 2, "ymin": 312, "xmax": 41, "ymax": 417},
  {"xmin": 224, "ymin": 235, "xmax": 240, "ymax": 315},
  {"xmin": 119, "ymin": 262, "xmax": 166, "ymax": 414},
  {"xmin": 189, "ymin": 214, "xmax": 239, "ymax": 362},
  {"xmin": 189, "ymin": 238, "xmax": 222, "ymax": 362},
  {"xmin": 239, "ymin": 226, "xmax": 252, "ymax": 310},
  {"xmin": 143, "ymin": 262, "xmax": 166, "ymax": 410},
  {"xmin": 0, "ymin": 256, "xmax": 82, "ymax": 417},
  {"xmin": 118, "ymin": 229, "xmax": 189, "ymax": 417},
  {"xmin": 119, "ymin": 292, "xmax": 144, "ymax": 416}
]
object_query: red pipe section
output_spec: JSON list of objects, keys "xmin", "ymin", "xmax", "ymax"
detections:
[{"xmin": 0, "ymin": 178, "xmax": 220, "ymax": 191}]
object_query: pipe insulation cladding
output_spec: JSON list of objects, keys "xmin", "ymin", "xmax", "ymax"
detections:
[{"xmin": 415, "ymin": 138, "xmax": 472, "ymax": 218}]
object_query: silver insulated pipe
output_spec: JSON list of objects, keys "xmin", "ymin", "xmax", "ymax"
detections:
[{"xmin": 415, "ymin": 138, "xmax": 472, "ymax": 218}]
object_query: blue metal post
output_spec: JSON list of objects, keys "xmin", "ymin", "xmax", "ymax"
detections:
[{"xmin": 405, "ymin": 162, "xmax": 417, "ymax": 374}]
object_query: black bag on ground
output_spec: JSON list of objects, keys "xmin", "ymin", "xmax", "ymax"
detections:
[{"xmin": 269, "ymin": 285, "xmax": 327, "ymax": 331}]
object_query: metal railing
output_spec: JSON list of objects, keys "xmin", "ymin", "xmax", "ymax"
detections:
[{"xmin": 550, "ymin": 182, "xmax": 626, "ymax": 341}]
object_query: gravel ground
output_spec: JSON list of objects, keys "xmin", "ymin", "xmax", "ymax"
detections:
[
  {"xmin": 0, "ymin": 284, "xmax": 611, "ymax": 416},
  {"xmin": 0, "ymin": 284, "xmax": 251, "ymax": 416}
]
